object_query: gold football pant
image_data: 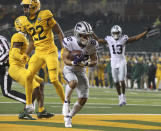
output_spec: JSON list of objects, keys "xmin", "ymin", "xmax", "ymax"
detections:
[
  {"xmin": 9, "ymin": 65, "xmax": 43, "ymax": 105},
  {"xmin": 26, "ymin": 51, "xmax": 65, "ymax": 102}
]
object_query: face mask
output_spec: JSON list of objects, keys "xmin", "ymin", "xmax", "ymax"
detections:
[
  {"xmin": 113, "ymin": 34, "xmax": 119, "ymax": 40},
  {"xmin": 80, "ymin": 36, "xmax": 91, "ymax": 46}
]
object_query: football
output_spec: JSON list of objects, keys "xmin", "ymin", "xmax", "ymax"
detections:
[{"xmin": 69, "ymin": 50, "xmax": 83, "ymax": 60}]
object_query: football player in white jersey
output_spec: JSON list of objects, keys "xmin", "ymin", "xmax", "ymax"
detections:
[
  {"xmin": 62, "ymin": 21, "xmax": 98, "ymax": 127},
  {"xmin": 94, "ymin": 25, "xmax": 150, "ymax": 106}
]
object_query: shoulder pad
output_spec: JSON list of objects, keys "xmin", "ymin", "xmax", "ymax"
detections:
[
  {"xmin": 39, "ymin": 10, "xmax": 53, "ymax": 20},
  {"xmin": 63, "ymin": 36, "xmax": 75, "ymax": 51}
]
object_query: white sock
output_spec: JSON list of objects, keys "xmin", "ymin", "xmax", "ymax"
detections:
[
  {"xmin": 26, "ymin": 104, "xmax": 33, "ymax": 109},
  {"xmin": 121, "ymin": 93, "xmax": 126, "ymax": 98},
  {"xmin": 65, "ymin": 84, "xmax": 73, "ymax": 103},
  {"xmin": 119, "ymin": 95, "xmax": 122, "ymax": 99},
  {"xmin": 69, "ymin": 101, "xmax": 82, "ymax": 117}
]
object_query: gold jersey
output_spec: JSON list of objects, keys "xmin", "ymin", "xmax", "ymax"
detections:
[
  {"xmin": 9, "ymin": 32, "xmax": 28, "ymax": 66},
  {"xmin": 156, "ymin": 63, "xmax": 161, "ymax": 77},
  {"xmin": 26, "ymin": 10, "xmax": 58, "ymax": 54}
]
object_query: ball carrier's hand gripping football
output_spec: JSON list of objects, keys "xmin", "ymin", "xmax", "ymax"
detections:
[
  {"xmin": 70, "ymin": 50, "xmax": 89, "ymax": 66},
  {"xmin": 70, "ymin": 50, "xmax": 84, "ymax": 65},
  {"xmin": 73, "ymin": 54, "xmax": 84, "ymax": 65}
]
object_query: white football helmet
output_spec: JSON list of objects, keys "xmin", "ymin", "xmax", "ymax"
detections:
[
  {"xmin": 111, "ymin": 25, "xmax": 122, "ymax": 40},
  {"xmin": 74, "ymin": 21, "xmax": 93, "ymax": 46}
]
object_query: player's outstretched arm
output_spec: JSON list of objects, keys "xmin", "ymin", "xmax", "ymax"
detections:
[
  {"xmin": 53, "ymin": 22, "xmax": 64, "ymax": 48},
  {"xmin": 127, "ymin": 30, "xmax": 149, "ymax": 44},
  {"xmin": 93, "ymin": 33, "xmax": 107, "ymax": 44},
  {"xmin": 26, "ymin": 35, "xmax": 34, "ymax": 55}
]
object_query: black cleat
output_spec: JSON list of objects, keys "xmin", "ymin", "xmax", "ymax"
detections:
[
  {"xmin": 37, "ymin": 110, "xmax": 54, "ymax": 119},
  {"xmin": 19, "ymin": 108, "xmax": 36, "ymax": 120}
]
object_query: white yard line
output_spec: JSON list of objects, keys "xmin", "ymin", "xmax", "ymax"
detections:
[
  {"xmin": 0, "ymin": 114, "xmax": 161, "ymax": 116},
  {"xmin": 50, "ymin": 106, "xmax": 112, "ymax": 108},
  {"xmin": 0, "ymin": 102, "xmax": 161, "ymax": 106}
]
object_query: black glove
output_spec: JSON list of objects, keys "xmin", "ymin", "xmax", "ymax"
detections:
[{"xmin": 145, "ymin": 26, "xmax": 152, "ymax": 32}]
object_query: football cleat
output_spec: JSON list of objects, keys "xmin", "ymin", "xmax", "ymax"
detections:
[
  {"xmin": 64, "ymin": 116, "xmax": 72, "ymax": 128},
  {"xmin": 37, "ymin": 110, "xmax": 54, "ymax": 119},
  {"xmin": 62, "ymin": 102, "xmax": 70, "ymax": 116},
  {"xmin": 122, "ymin": 94, "xmax": 127, "ymax": 105},
  {"xmin": 119, "ymin": 96, "xmax": 123, "ymax": 106},
  {"xmin": 19, "ymin": 108, "xmax": 36, "ymax": 120}
]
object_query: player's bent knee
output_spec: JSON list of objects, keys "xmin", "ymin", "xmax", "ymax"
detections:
[
  {"xmin": 69, "ymin": 80, "xmax": 78, "ymax": 89},
  {"xmin": 26, "ymin": 71, "xmax": 34, "ymax": 81},
  {"xmin": 52, "ymin": 80, "xmax": 60, "ymax": 87}
]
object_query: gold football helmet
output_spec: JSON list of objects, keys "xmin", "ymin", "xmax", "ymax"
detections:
[
  {"xmin": 14, "ymin": 16, "xmax": 28, "ymax": 33},
  {"xmin": 21, "ymin": 0, "xmax": 41, "ymax": 15}
]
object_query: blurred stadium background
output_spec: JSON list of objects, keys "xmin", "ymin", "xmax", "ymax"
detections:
[
  {"xmin": 1, "ymin": 0, "xmax": 161, "ymax": 130},
  {"xmin": 1, "ymin": 0, "xmax": 161, "ymax": 51},
  {"xmin": 1, "ymin": 0, "xmax": 161, "ymax": 90}
]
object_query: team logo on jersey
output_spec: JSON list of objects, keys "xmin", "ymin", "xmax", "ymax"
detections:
[{"xmin": 38, "ymin": 17, "xmax": 41, "ymax": 22}]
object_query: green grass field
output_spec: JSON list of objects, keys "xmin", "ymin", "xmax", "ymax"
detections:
[{"xmin": 0, "ymin": 83, "xmax": 161, "ymax": 131}]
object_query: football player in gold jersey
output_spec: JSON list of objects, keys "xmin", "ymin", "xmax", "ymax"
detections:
[
  {"xmin": 9, "ymin": 16, "xmax": 54, "ymax": 119},
  {"xmin": 21, "ymin": 0, "xmax": 65, "ymax": 105}
]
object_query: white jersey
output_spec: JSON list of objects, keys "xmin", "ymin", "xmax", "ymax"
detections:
[
  {"xmin": 63, "ymin": 36, "xmax": 99, "ymax": 72},
  {"xmin": 105, "ymin": 35, "xmax": 129, "ymax": 68}
]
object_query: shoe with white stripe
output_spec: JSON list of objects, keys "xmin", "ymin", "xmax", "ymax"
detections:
[
  {"xmin": 64, "ymin": 116, "xmax": 72, "ymax": 128},
  {"xmin": 119, "ymin": 95, "xmax": 123, "ymax": 106},
  {"xmin": 122, "ymin": 94, "xmax": 127, "ymax": 105},
  {"xmin": 62, "ymin": 102, "xmax": 70, "ymax": 116}
]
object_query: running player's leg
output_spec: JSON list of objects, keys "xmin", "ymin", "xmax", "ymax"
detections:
[
  {"xmin": 62, "ymin": 66, "xmax": 78, "ymax": 117},
  {"xmin": 1, "ymin": 66, "xmax": 26, "ymax": 104},
  {"xmin": 7, "ymin": 66, "xmax": 26, "ymax": 104},
  {"xmin": 46, "ymin": 52, "xmax": 65, "ymax": 102},
  {"xmin": 119, "ymin": 63, "xmax": 127, "ymax": 105},
  {"xmin": 69, "ymin": 73, "xmax": 89, "ymax": 117},
  {"xmin": 112, "ymin": 67, "xmax": 123, "ymax": 106},
  {"xmin": 32, "ymin": 79, "xmax": 54, "ymax": 119},
  {"xmin": 26, "ymin": 54, "xmax": 44, "ymax": 107},
  {"xmin": 66, "ymin": 73, "xmax": 89, "ymax": 127}
]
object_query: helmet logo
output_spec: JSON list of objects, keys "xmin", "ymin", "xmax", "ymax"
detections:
[
  {"xmin": 38, "ymin": 17, "xmax": 41, "ymax": 22},
  {"xmin": 76, "ymin": 24, "xmax": 82, "ymax": 30}
]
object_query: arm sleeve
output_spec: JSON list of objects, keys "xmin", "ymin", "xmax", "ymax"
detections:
[{"xmin": 45, "ymin": 10, "xmax": 57, "ymax": 28}]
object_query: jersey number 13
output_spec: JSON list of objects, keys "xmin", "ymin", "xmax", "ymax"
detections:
[{"xmin": 112, "ymin": 45, "xmax": 122, "ymax": 54}]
